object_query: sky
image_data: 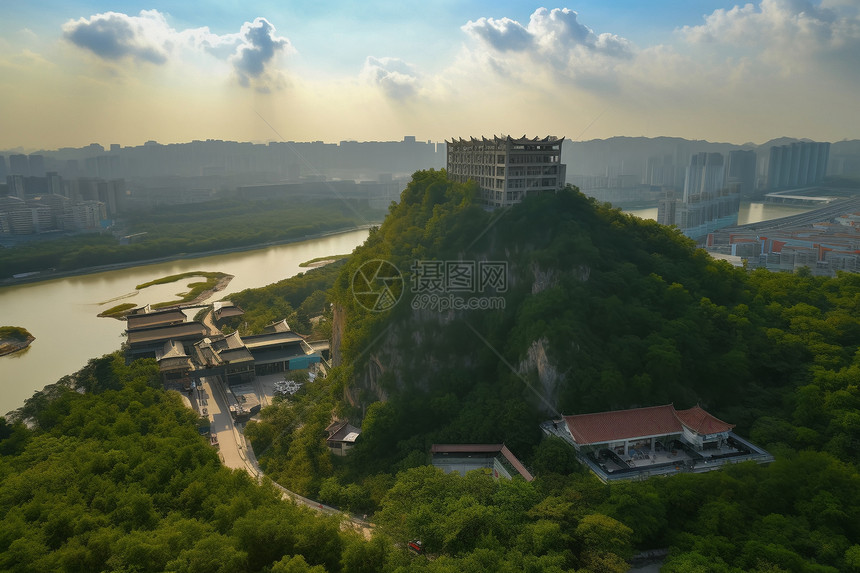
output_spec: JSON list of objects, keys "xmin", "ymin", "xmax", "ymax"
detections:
[{"xmin": 1, "ymin": 0, "xmax": 859, "ymax": 151}]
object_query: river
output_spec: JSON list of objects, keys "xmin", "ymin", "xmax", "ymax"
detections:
[
  {"xmin": 0, "ymin": 228, "xmax": 370, "ymax": 415},
  {"xmin": 625, "ymin": 201, "xmax": 817, "ymax": 226},
  {"xmin": 0, "ymin": 201, "xmax": 821, "ymax": 415}
]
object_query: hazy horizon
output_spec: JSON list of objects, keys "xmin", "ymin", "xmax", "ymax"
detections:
[
  {"xmin": 3, "ymin": 133, "xmax": 854, "ymax": 157},
  {"xmin": 2, "ymin": 1, "xmax": 858, "ymax": 150}
]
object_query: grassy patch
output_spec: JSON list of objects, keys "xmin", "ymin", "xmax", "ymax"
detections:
[
  {"xmin": 0, "ymin": 326, "xmax": 32, "ymax": 341},
  {"xmin": 135, "ymin": 271, "xmax": 226, "ymax": 290},
  {"xmin": 137, "ymin": 272, "xmax": 231, "ymax": 309},
  {"xmin": 299, "ymin": 254, "xmax": 350, "ymax": 267},
  {"xmin": 99, "ymin": 303, "xmax": 137, "ymax": 317}
]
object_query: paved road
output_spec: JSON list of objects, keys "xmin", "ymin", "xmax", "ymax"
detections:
[
  {"xmin": 199, "ymin": 375, "xmax": 260, "ymax": 478},
  {"xmin": 201, "ymin": 373, "xmax": 373, "ymax": 537},
  {"xmin": 713, "ymin": 197, "xmax": 860, "ymax": 242},
  {"xmin": 201, "ymin": 308, "xmax": 220, "ymax": 337}
]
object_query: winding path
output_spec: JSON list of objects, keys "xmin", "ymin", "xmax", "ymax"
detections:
[{"xmin": 199, "ymin": 372, "xmax": 372, "ymax": 538}]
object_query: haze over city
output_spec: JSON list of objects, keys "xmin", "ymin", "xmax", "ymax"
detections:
[{"xmin": 2, "ymin": 0, "xmax": 859, "ymax": 151}]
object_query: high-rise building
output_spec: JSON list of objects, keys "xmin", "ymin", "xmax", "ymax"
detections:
[
  {"xmin": 63, "ymin": 200, "xmax": 106, "ymax": 230},
  {"xmin": 660, "ymin": 152, "xmax": 740, "ymax": 240},
  {"xmin": 28, "ymin": 154, "xmax": 45, "ymax": 177},
  {"xmin": 446, "ymin": 135, "xmax": 566, "ymax": 208},
  {"xmin": 684, "ymin": 152, "xmax": 725, "ymax": 200},
  {"xmin": 7, "ymin": 175, "xmax": 26, "ymax": 199},
  {"xmin": 657, "ymin": 190, "xmax": 677, "ymax": 226},
  {"xmin": 766, "ymin": 141, "xmax": 830, "ymax": 189},
  {"xmin": 644, "ymin": 154, "xmax": 680, "ymax": 188},
  {"xmin": 46, "ymin": 171, "xmax": 63, "ymax": 196},
  {"xmin": 726, "ymin": 150, "xmax": 757, "ymax": 197},
  {"xmin": 9, "ymin": 154, "xmax": 29, "ymax": 176}
]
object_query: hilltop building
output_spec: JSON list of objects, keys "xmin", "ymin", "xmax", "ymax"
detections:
[
  {"xmin": 542, "ymin": 404, "xmax": 772, "ymax": 482},
  {"xmin": 446, "ymin": 135, "xmax": 566, "ymax": 208}
]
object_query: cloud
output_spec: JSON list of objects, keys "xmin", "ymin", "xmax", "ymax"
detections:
[
  {"xmin": 460, "ymin": 8, "xmax": 633, "ymax": 87},
  {"xmin": 463, "ymin": 8, "xmax": 634, "ymax": 59},
  {"xmin": 62, "ymin": 11, "xmax": 293, "ymax": 90},
  {"xmin": 62, "ymin": 10, "xmax": 171, "ymax": 65},
  {"xmin": 679, "ymin": 0, "xmax": 860, "ymax": 77},
  {"xmin": 361, "ymin": 56, "xmax": 421, "ymax": 100},
  {"xmin": 460, "ymin": 17, "xmax": 532, "ymax": 52},
  {"xmin": 230, "ymin": 18, "xmax": 292, "ymax": 89}
]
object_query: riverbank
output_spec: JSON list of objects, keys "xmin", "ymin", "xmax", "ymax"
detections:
[
  {"xmin": 0, "ymin": 327, "xmax": 35, "ymax": 357},
  {"xmin": 162, "ymin": 274, "xmax": 234, "ymax": 309},
  {"xmin": 96, "ymin": 274, "xmax": 235, "ymax": 319},
  {"xmin": 0, "ymin": 227, "xmax": 373, "ymax": 416},
  {"xmin": 299, "ymin": 254, "xmax": 350, "ymax": 268},
  {"xmin": 0, "ymin": 223, "xmax": 378, "ymax": 289}
]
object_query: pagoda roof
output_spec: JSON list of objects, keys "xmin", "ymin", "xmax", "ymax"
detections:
[
  {"xmin": 218, "ymin": 347, "xmax": 254, "ymax": 364},
  {"xmin": 446, "ymin": 135, "xmax": 564, "ymax": 145},
  {"xmin": 126, "ymin": 308, "xmax": 187, "ymax": 331},
  {"xmin": 242, "ymin": 330, "xmax": 304, "ymax": 349},
  {"xmin": 263, "ymin": 318, "xmax": 292, "ymax": 333},
  {"xmin": 157, "ymin": 355, "xmax": 193, "ymax": 372},
  {"xmin": 127, "ymin": 322, "xmax": 207, "ymax": 345}
]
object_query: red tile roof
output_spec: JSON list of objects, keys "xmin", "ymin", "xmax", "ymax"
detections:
[
  {"xmin": 563, "ymin": 405, "xmax": 679, "ymax": 444},
  {"xmin": 563, "ymin": 404, "xmax": 733, "ymax": 445},
  {"xmin": 675, "ymin": 405, "xmax": 734, "ymax": 435}
]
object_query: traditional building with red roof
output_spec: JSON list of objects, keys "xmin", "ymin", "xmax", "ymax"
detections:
[
  {"xmin": 562, "ymin": 404, "xmax": 734, "ymax": 457},
  {"xmin": 543, "ymin": 404, "xmax": 770, "ymax": 482}
]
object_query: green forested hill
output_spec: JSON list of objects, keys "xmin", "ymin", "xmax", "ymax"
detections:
[
  {"xmin": 8, "ymin": 170, "xmax": 860, "ymax": 572},
  {"xmin": 244, "ymin": 170, "xmax": 860, "ymax": 571},
  {"xmin": 0, "ymin": 355, "xmax": 371, "ymax": 573}
]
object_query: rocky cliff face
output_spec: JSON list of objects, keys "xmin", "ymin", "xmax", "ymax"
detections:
[
  {"xmin": 331, "ymin": 304, "xmax": 346, "ymax": 368},
  {"xmin": 332, "ymin": 256, "xmax": 587, "ymax": 417}
]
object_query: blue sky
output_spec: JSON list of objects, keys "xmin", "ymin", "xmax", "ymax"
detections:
[{"xmin": 1, "ymin": 1, "xmax": 858, "ymax": 150}]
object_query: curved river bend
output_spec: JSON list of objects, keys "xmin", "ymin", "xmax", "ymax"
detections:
[
  {"xmin": 0, "ymin": 228, "xmax": 369, "ymax": 415},
  {"xmin": 0, "ymin": 201, "xmax": 816, "ymax": 415}
]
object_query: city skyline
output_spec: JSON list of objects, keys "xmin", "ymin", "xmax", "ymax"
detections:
[{"xmin": 1, "ymin": 0, "xmax": 859, "ymax": 151}]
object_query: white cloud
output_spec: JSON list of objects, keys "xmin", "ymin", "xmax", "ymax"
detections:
[
  {"xmin": 460, "ymin": 17, "xmax": 532, "ymax": 52},
  {"xmin": 679, "ymin": 0, "xmax": 860, "ymax": 77},
  {"xmin": 230, "ymin": 18, "xmax": 292, "ymax": 91},
  {"xmin": 460, "ymin": 8, "xmax": 633, "ymax": 89},
  {"xmin": 361, "ymin": 56, "xmax": 421, "ymax": 100},
  {"xmin": 62, "ymin": 10, "xmax": 173, "ymax": 64},
  {"xmin": 62, "ymin": 10, "xmax": 293, "ymax": 90}
]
